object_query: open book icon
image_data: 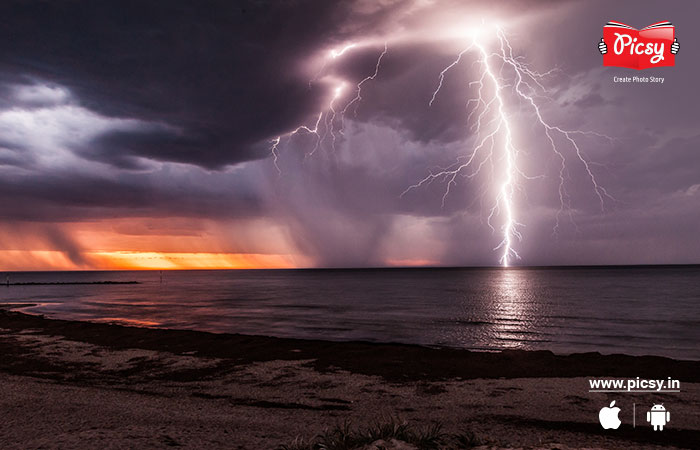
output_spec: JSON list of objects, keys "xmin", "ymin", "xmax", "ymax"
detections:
[{"xmin": 603, "ymin": 21, "xmax": 675, "ymax": 70}]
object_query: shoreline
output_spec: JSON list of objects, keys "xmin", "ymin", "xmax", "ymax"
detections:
[
  {"xmin": 1, "ymin": 306, "xmax": 699, "ymax": 449},
  {"xmin": 1, "ymin": 307, "xmax": 699, "ymax": 382}
]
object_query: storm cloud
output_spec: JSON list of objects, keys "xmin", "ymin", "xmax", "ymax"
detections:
[{"xmin": 0, "ymin": 0, "xmax": 698, "ymax": 268}]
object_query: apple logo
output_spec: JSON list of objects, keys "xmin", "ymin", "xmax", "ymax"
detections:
[{"xmin": 599, "ymin": 400, "xmax": 622, "ymax": 429}]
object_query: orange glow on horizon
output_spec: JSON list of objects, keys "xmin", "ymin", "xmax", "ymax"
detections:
[
  {"xmin": 0, "ymin": 250, "xmax": 80, "ymax": 271},
  {"xmin": 0, "ymin": 250, "xmax": 300, "ymax": 271},
  {"xmin": 91, "ymin": 251, "xmax": 297, "ymax": 270},
  {"xmin": 0, "ymin": 218, "xmax": 307, "ymax": 271},
  {"xmin": 385, "ymin": 258, "xmax": 439, "ymax": 267}
]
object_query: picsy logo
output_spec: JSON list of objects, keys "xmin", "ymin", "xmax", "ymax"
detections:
[{"xmin": 598, "ymin": 21, "xmax": 679, "ymax": 70}]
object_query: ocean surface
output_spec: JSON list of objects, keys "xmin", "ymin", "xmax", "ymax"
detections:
[{"xmin": 1, "ymin": 266, "xmax": 698, "ymax": 360}]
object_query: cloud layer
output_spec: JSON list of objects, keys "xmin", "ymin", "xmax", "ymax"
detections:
[{"xmin": 0, "ymin": 0, "xmax": 698, "ymax": 269}]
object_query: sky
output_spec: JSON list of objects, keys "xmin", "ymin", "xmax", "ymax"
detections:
[{"xmin": 0, "ymin": 0, "xmax": 698, "ymax": 270}]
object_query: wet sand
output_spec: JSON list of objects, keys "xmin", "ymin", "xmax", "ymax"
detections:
[{"xmin": 0, "ymin": 306, "xmax": 698, "ymax": 449}]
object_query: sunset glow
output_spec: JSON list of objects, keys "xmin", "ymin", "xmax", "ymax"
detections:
[
  {"xmin": 0, "ymin": 250, "xmax": 298, "ymax": 271},
  {"xmin": 90, "ymin": 251, "xmax": 297, "ymax": 270},
  {"xmin": 0, "ymin": 218, "xmax": 304, "ymax": 270}
]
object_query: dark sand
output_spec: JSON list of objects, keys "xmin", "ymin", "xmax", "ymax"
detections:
[{"xmin": 0, "ymin": 306, "xmax": 698, "ymax": 449}]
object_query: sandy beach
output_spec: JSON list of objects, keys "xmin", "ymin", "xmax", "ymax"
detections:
[{"xmin": 1, "ymin": 305, "xmax": 698, "ymax": 449}]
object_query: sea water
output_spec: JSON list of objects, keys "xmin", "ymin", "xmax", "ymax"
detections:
[{"xmin": 1, "ymin": 266, "xmax": 698, "ymax": 360}]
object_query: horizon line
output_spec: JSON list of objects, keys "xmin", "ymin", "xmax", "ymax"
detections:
[{"xmin": 2, "ymin": 262, "xmax": 700, "ymax": 273}]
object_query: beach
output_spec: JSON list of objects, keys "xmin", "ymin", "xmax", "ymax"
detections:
[{"xmin": 0, "ymin": 305, "xmax": 698, "ymax": 449}]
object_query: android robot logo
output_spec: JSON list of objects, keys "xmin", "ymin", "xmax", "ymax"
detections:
[{"xmin": 647, "ymin": 404, "xmax": 670, "ymax": 431}]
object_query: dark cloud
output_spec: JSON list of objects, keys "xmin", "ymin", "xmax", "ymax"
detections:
[
  {"xmin": 80, "ymin": 127, "xmax": 217, "ymax": 170},
  {"xmin": 0, "ymin": 0, "xmax": 356, "ymax": 168},
  {"xmin": 0, "ymin": 168, "xmax": 264, "ymax": 223},
  {"xmin": 0, "ymin": 0, "xmax": 699, "ymax": 267}
]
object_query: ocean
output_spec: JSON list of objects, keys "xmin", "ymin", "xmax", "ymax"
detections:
[{"xmin": 1, "ymin": 266, "xmax": 698, "ymax": 360}]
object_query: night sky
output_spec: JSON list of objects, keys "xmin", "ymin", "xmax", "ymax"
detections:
[{"xmin": 1, "ymin": 0, "xmax": 698, "ymax": 270}]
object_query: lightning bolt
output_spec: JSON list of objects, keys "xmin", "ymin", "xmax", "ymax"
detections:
[
  {"xmin": 270, "ymin": 112, "xmax": 323, "ymax": 174},
  {"xmin": 271, "ymin": 43, "xmax": 387, "ymax": 172},
  {"xmin": 331, "ymin": 43, "xmax": 357, "ymax": 59},
  {"xmin": 342, "ymin": 42, "xmax": 388, "ymax": 123},
  {"xmin": 325, "ymin": 82, "xmax": 346, "ymax": 151},
  {"xmin": 403, "ymin": 27, "xmax": 614, "ymax": 266},
  {"xmin": 269, "ymin": 26, "xmax": 612, "ymax": 266}
]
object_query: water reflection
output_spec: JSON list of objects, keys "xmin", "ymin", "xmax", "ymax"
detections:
[
  {"xmin": 446, "ymin": 268, "xmax": 542, "ymax": 351},
  {"xmin": 489, "ymin": 268, "xmax": 538, "ymax": 349},
  {"xmin": 93, "ymin": 317, "xmax": 162, "ymax": 327}
]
